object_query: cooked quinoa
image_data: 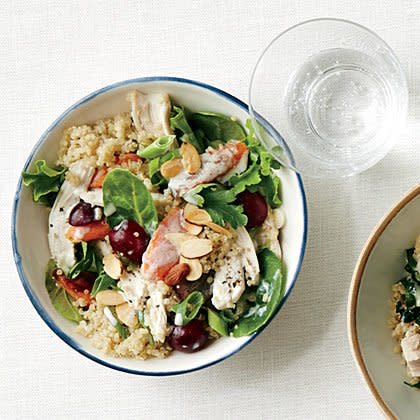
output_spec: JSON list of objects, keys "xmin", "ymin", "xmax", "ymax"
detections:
[{"xmin": 58, "ymin": 113, "xmax": 140, "ymax": 168}]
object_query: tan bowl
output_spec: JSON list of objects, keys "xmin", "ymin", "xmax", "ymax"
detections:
[{"xmin": 348, "ymin": 185, "xmax": 420, "ymax": 419}]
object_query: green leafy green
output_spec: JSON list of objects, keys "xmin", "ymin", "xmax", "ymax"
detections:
[
  {"xmin": 221, "ymin": 290, "xmax": 255, "ymax": 324},
  {"xmin": 115, "ymin": 322, "xmax": 129, "ymax": 339},
  {"xmin": 183, "ymin": 183, "xmax": 217, "ymax": 207},
  {"xmin": 170, "ymin": 105, "xmax": 205, "ymax": 152},
  {"xmin": 229, "ymin": 161, "xmax": 261, "ymax": 195},
  {"xmin": 189, "ymin": 112, "xmax": 246, "ymax": 143},
  {"xmin": 197, "ymin": 184, "xmax": 248, "ymax": 228},
  {"xmin": 222, "ymin": 119, "xmax": 282, "ymax": 207},
  {"xmin": 22, "ymin": 160, "xmax": 66, "ymax": 207},
  {"xmin": 255, "ymin": 174, "xmax": 282, "ymax": 208},
  {"xmin": 394, "ymin": 247, "xmax": 420, "ymax": 324},
  {"xmin": 207, "ymin": 308, "xmax": 229, "ymax": 336},
  {"xmin": 45, "ymin": 260, "xmax": 82, "ymax": 323},
  {"xmin": 404, "ymin": 381, "xmax": 420, "ymax": 389},
  {"xmin": 233, "ymin": 248, "xmax": 284, "ymax": 337},
  {"xmin": 67, "ymin": 242, "xmax": 102, "ymax": 279},
  {"xmin": 170, "ymin": 291, "xmax": 204, "ymax": 325},
  {"xmin": 137, "ymin": 310, "xmax": 155, "ymax": 346},
  {"xmin": 405, "ymin": 248, "xmax": 420, "ymax": 281},
  {"xmin": 106, "ymin": 307, "xmax": 129, "ymax": 339},
  {"xmin": 102, "ymin": 168, "xmax": 158, "ymax": 235},
  {"xmin": 91, "ymin": 271, "xmax": 118, "ymax": 297},
  {"xmin": 138, "ymin": 135, "xmax": 176, "ymax": 159}
]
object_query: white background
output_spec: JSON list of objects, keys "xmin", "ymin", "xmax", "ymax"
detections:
[{"xmin": 1, "ymin": 1, "xmax": 419, "ymax": 419}]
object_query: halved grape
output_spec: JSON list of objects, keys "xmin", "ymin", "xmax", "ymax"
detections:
[
  {"xmin": 69, "ymin": 201, "xmax": 95, "ymax": 226},
  {"xmin": 169, "ymin": 319, "xmax": 208, "ymax": 353},
  {"xmin": 237, "ymin": 190, "xmax": 268, "ymax": 228},
  {"xmin": 109, "ymin": 220, "xmax": 148, "ymax": 262}
]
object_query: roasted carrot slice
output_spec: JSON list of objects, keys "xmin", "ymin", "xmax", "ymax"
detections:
[
  {"xmin": 89, "ymin": 166, "xmax": 108, "ymax": 189},
  {"xmin": 65, "ymin": 220, "xmax": 111, "ymax": 243},
  {"xmin": 54, "ymin": 270, "xmax": 95, "ymax": 305}
]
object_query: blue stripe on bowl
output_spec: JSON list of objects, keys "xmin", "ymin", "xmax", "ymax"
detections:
[{"xmin": 11, "ymin": 76, "xmax": 308, "ymax": 376}]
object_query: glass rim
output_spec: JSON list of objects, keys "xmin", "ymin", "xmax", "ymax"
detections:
[{"xmin": 248, "ymin": 17, "xmax": 408, "ymax": 177}]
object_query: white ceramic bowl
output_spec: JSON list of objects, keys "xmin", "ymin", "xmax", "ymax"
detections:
[
  {"xmin": 12, "ymin": 77, "xmax": 307, "ymax": 376},
  {"xmin": 348, "ymin": 185, "xmax": 420, "ymax": 418}
]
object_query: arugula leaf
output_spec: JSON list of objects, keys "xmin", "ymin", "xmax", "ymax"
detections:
[
  {"xmin": 229, "ymin": 161, "xmax": 261, "ymax": 195},
  {"xmin": 189, "ymin": 112, "xmax": 246, "ymax": 143},
  {"xmin": 45, "ymin": 260, "xmax": 82, "ymax": 323},
  {"xmin": 91, "ymin": 271, "xmax": 117, "ymax": 297},
  {"xmin": 170, "ymin": 106, "xmax": 205, "ymax": 152},
  {"xmin": 22, "ymin": 160, "xmax": 66, "ymax": 207},
  {"xmin": 256, "ymin": 174, "xmax": 282, "ymax": 208},
  {"xmin": 102, "ymin": 168, "xmax": 158, "ymax": 235},
  {"xmin": 183, "ymin": 183, "xmax": 247, "ymax": 228},
  {"xmin": 202, "ymin": 185, "xmax": 248, "ymax": 228},
  {"xmin": 170, "ymin": 291, "xmax": 204, "ymax": 325},
  {"xmin": 233, "ymin": 248, "xmax": 284, "ymax": 337},
  {"xmin": 67, "ymin": 242, "xmax": 102, "ymax": 279},
  {"xmin": 183, "ymin": 183, "xmax": 217, "ymax": 207},
  {"xmin": 223, "ymin": 119, "xmax": 282, "ymax": 207},
  {"xmin": 404, "ymin": 381, "xmax": 420, "ymax": 389},
  {"xmin": 208, "ymin": 189, "xmax": 246, "ymax": 227},
  {"xmin": 207, "ymin": 308, "xmax": 229, "ymax": 336}
]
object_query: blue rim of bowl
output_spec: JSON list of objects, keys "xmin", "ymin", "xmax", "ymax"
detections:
[{"xmin": 11, "ymin": 76, "xmax": 308, "ymax": 376}]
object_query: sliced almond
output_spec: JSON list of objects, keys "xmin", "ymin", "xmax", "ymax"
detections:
[
  {"xmin": 115, "ymin": 303, "xmax": 138, "ymax": 328},
  {"xmin": 184, "ymin": 203, "xmax": 199, "ymax": 219},
  {"xmin": 165, "ymin": 232, "xmax": 196, "ymax": 248},
  {"xmin": 180, "ymin": 238, "xmax": 213, "ymax": 259},
  {"xmin": 103, "ymin": 253, "xmax": 123, "ymax": 279},
  {"xmin": 160, "ymin": 158, "xmax": 183, "ymax": 179},
  {"xmin": 180, "ymin": 256, "xmax": 203, "ymax": 281},
  {"xmin": 181, "ymin": 219, "xmax": 203, "ymax": 235},
  {"xmin": 206, "ymin": 221, "xmax": 232, "ymax": 237},
  {"xmin": 180, "ymin": 143, "xmax": 201, "ymax": 174},
  {"xmin": 95, "ymin": 290, "xmax": 126, "ymax": 306},
  {"xmin": 184, "ymin": 206, "xmax": 212, "ymax": 226}
]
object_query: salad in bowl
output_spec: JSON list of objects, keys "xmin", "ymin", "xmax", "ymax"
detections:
[{"xmin": 21, "ymin": 89, "xmax": 287, "ymax": 361}]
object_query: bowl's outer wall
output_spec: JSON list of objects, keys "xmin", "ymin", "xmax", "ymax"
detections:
[{"xmin": 12, "ymin": 77, "xmax": 307, "ymax": 375}]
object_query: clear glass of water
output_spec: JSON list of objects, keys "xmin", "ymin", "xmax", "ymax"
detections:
[{"xmin": 249, "ymin": 18, "xmax": 408, "ymax": 177}]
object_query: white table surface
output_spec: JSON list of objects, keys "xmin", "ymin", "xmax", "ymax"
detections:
[{"xmin": 1, "ymin": 1, "xmax": 419, "ymax": 419}]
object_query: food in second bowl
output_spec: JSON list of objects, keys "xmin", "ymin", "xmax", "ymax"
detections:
[
  {"xmin": 390, "ymin": 235, "xmax": 420, "ymax": 387},
  {"xmin": 22, "ymin": 90, "xmax": 286, "ymax": 360}
]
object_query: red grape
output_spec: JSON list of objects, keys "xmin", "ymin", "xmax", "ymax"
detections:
[
  {"xmin": 109, "ymin": 220, "xmax": 148, "ymax": 262},
  {"xmin": 69, "ymin": 201, "xmax": 94, "ymax": 226},
  {"xmin": 237, "ymin": 190, "xmax": 268, "ymax": 228},
  {"xmin": 169, "ymin": 319, "xmax": 208, "ymax": 353}
]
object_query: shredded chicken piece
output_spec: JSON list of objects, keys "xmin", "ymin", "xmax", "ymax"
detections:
[
  {"xmin": 48, "ymin": 160, "xmax": 94, "ymax": 272},
  {"xmin": 212, "ymin": 227, "xmax": 259, "ymax": 310},
  {"xmin": 119, "ymin": 269, "xmax": 173, "ymax": 343},
  {"xmin": 129, "ymin": 91, "xmax": 172, "ymax": 139}
]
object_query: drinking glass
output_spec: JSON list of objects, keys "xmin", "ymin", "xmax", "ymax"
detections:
[{"xmin": 249, "ymin": 18, "xmax": 408, "ymax": 177}]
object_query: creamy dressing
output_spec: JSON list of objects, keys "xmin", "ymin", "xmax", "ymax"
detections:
[{"xmin": 168, "ymin": 143, "xmax": 248, "ymax": 197}]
